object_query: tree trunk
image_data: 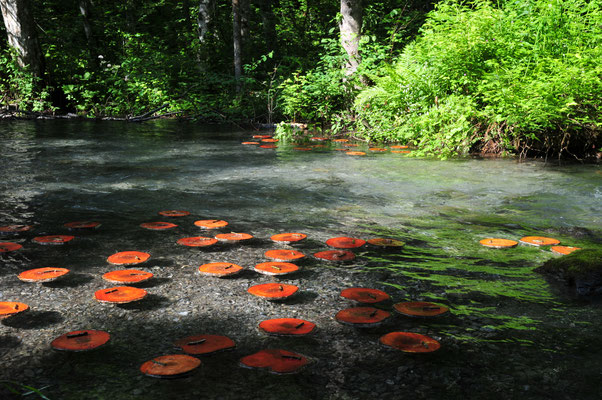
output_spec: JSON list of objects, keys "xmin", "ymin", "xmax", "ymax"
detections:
[
  {"xmin": 197, "ymin": 0, "xmax": 213, "ymax": 45},
  {"xmin": 0, "ymin": 0, "xmax": 45, "ymax": 79},
  {"xmin": 232, "ymin": 0, "xmax": 242, "ymax": 92},
  {"xmin": 339, "ymin": 0, "xmax": 362, "ymax": 76},
  {"xmin": 239, "ymin": 0, "xmax": 250, "ymax": 40}
]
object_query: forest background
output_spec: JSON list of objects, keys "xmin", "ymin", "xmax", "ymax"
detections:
[{"xmin": 0, "ymin": 0, "xmax": 600, "ymax": 158}]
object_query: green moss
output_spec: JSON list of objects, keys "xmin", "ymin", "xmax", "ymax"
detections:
[{"xmin": 538, "ymin": 249, "xmax": 602, "ymax": 279}]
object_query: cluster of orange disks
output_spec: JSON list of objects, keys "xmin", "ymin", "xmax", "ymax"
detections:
[{"xmin": 479, "ymin": 235, "xmax": 581, "ymax": 255}]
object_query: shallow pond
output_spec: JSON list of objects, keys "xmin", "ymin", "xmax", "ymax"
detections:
[{"xmin": 0, "ymin": 120, "xmax": 600, "ymax": 400}]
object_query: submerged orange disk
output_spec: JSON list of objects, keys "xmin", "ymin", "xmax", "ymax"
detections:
[
  {"xmin": 260, "ymin": 144, "xmax": 277, "ymax": 149},
  {"xmin": 102, "ymin": 269, "xmax": 153, "ymax": 284},
  {"xmin": 94, "ymin": 286, "xmax": 147, "ymax": 304},
  {"xmin": 158, "ymin": 210, "xmax": 190, "ymax": 217},
  {"xmin": 333, "ymin": 138, "xmax": 349, "ymax": 143},
  {"xmin": 64, "ymin": 221, "xmax": 101, "ymax": 230},
  {"xmin": 326, "ymin": 236, "xmax": 366, "ymax": 249},
  {"xmin": 393, "ymin": 301, "xmax": 450, "ymax": 317},
  {"xmin": 177, "ymin": 236, "xmax": 218, "ymax": 247},
  {"xmin": 313, "ymin": 250, "xmax": 355, "ymax": 262},
  {"xmin": 248, "ymin": 283, "xmax": 298, "ymax": 300},
  {"xmin": 51, "ymin": 330, "xmax": 110, "ymax": 352},
  {"xmin": 174, "ymin": 334, "xmax": 236, "ymax": 355},
  {"xmin": 294, "ymin": 147, "xmax": 312, "ymax": 151},
  {"xmin": 0, "ymin": 301, "xmax": 29, "ymax": 319},
  {"xmin": 259, "ymin": 318, "xmax": 316, "ymax": 336},
  {"xmin": 242, "ymin": 141, "xmax": 261, "ymax": 145},
  {"xmin": 0, "ymin": 242, "xmax": 23, "ymax": 252},
  {"xmin": 254, "ymin": 262, "xmax": 299, "ymax": 276},
  {"xmin": 194, "ymin": 219, "xmax": 228, "ymax": 229},
  {"xmin": 140, "ymin": 354, "xmax": 201, "ymax": 378},
  {"xmin": 270, "ymin": 233, "xmax": 307, "ymax": 244},
  {"xmin": 140, "ymin": 222, "xmax": 177, "ymax": 230},
  {"xmin": 253, "ymin": 134, "xmax": 272, "ymax": 139},
  {"xmin": 335, "ymin": 307, "xmax": 390, "ymax": 327},
  {"xmin": 380, "ymin": 332, "xmax": 440, "ymax": 353},
  {"xmin": 346, "ymin": 151, "xmax": 366, "ymax": 156},
  {"xmin": 391, "ymin": 150, "xmax": 411, "ymax": 154},
  {"xmin": 264, "ymin": 249, "xmax": 306, "ymax": 262},
  {"xmin": 33, "ymin": 235, "xmax": 74, "ymax": 245},
  {"xmin": 390, "ymin": 145, "xmax": 409, "ymax": 149},
  {"xmin": 198, "ymin": 262, "xmax": 243, "ymax": 277},
  {"xmin": 0, "ymin": 225, "xmax": 32, "ymax": 234},
  {"xmin": 519, "ymin": 236, "xmax": 560, "ymax": 246},
  {"xmin": 261, "ymin": 138, "xmax": 279, "ymax": 143},
  {"xmin": 214, "ymin": 232, "xmax": 253, "ymax": 243},
  {"xmin": 107, "ymin": 251, "xmax": 150, "ymax": 265},
  {"xmin": 18, "ymin": 267, "xmax": 70, "ymax": 283},
  {"xmin": 551, "ymin": 245, "xmax": 581, "ymax": 255},
  {"xmin": 344, "ymin": 143, "xmax": 359, "ymax": 147},
  {"xmin": 340, "ymin": 288, "xmax": 390, "ymax": 304},
  {"xmin": 479, "ymin": 238, "xmax": 519, "ymax": 248},
  {"xmin": 367, "ymin": 238, "xmax": 405, "ymax": 247},
  {"xmin": 239, "ymin": 349, "xmax": 309, "ymax": 374},
  {"xmin": 369, "ymin": 147, "xmax": 388, "ymax": 152}
]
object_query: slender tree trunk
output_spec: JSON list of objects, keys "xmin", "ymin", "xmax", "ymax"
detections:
[
  {"xmin": 197, "ymin": 0, "xmax": 213, "ymax": 45},
  {"xmin": 239, "ymin": 0, "xmax": 250, "ymax": 40},
  {"xmin": 232, "ymin": 0, "xmax": 242, "ymax": 92},
  {"xmin": 0, "ymin": 0, "xmax": 45, "ymax": 79},
  {"xmin": 339, "ymin": 0, "xmax": 362, "ymax": 76}
]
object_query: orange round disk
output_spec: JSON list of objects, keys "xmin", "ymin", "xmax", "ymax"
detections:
[
  {"xmin": 326, "ymin": 236, "xmax": 366, "ymax": 249},
  {"xmin": 340, "ymin": 288, "xmax": 390, "ymax": 304},
  {"xmin": 260, "ymin": 144, "xmax": 277, "ymax": 149},
  {"xmin": 253, "ymin": 135, "xmax": 272, "ymax": 139},
  {"xmin": 294, "ymin": 147, "xmax": 312, "ymax": 151},
  {"xmin": 242, "ymin": 141, "xmax": 260, "ymax": 145},
  {"xmin": 198, "ymin": 262, "xmax": 243, "ymax": 277},
  {"xmin": 140, "ymin": 222, "xmax": 177, "ymax": 230},
  {"xmin": 264, "ymin": 249, "xmax": 306, "ymax": 262},
  {"xmin": 94, "ymin": 286, "xmax": 147, "ymax": 304},
  {"xmin": 0, "ymin": 242, "xmax": 22, "ymax": 252},
  {"xmin": 551, "ymin": 245, "xmax": 581, "ymax": 255},
  {"xmin": 215, "ymin": 232, "xmax": 253, "ymax": 243},
  {"xmin": 314, "ymin": 250, "xmax": 355, "ymax": 262},
  {"xmin": 0, "ymin": 225, "xmax": 32, "ymax": 235},
  {"xmin": 194, "ymin": 219, "xmax": 228, "ymax": 229},
  {"xmin": 262, "ymin": 138, "xmax": 279, "ymax": 143},
  {"xmin": 107, "ymin": 251, "xmax": 150, "ymax": 265},
  {"xmin": 33, "ymin": 235, "xmax": 74, "ymax": 245},
  {"xmin": 390, "ymin": 145, "xmax": 409, "ymax": 149},
  {"xmin": 254, "ymin": 262, "xmax": 299, "ymax": 276},
  {"xmin": 140, "ymin": 354, "xmax": 201, "ymax": 378},
  {"xmin": 158, "ymin": 210, "xmax": 190, "ymax": 217},
  {"xmin": 479, "ymin": 238, "xmax": 519, "ymax": 248},
  {"xmin": 344, "ymin": 143, "xmax": 359, "ymax": 147},
  {"xmin": 380, "ymin": 332, "xmax": 440, "ymax": 353},
  {"xmin": 346, "ymin": 151, "xmax": 366, "ymax": 156},
  {"xmin": 177, "ymin": 236, "xmax": 218, "ymax": 247},
  {"xmin": 102, "ymin": 269, "xmax": 153, "ymax": 284},
  {"xmin": 270, "ymin": 233, "xmax": 307, "ymax": 244},
  {"xmin": 64, "ymin": 221, "xmax": 101, "ymax": 230},
  {"xmin": 18, "ymin": 267, "xmax": 70, "ymax": 283},
  {"xmin": 367, "ymin": 238, "xmax": 405, "ymax": 247},
  {"xmin": 369, "ymin": 147, "xmax": 388, "ymax": 152},
  {"xmin": 335, "ymin": 307, "xmax": 391, "ymax": 327},
  {"xmin": 248, "ymin": 283, "xmax": 298, "ymax": 301},
  {"xmin": 51, "ymin": 330, "xmax": 110, "ymax": 352},
  {"xmin": 240, "ymin": 349, "xmax": 309, "ymax": 374},
  {"xmin": 259, "ymin": 318, "xmax": 316, "ymax": 336},
  {"xmin": 174, "ymin": 334, "xmax": 236, "ymax": 355},
  {"xmin": 0, "ymin": 301, "xmax": 29, "ymax": 319},
  {"xmin": 394, "ymin": 301, "xmax": 450, "ymax": 318},
  {"xmin": 333, "ymin": 138, "xmax": 349, "ymax": 143},
  {"xmin": 519, "ymin": 236, "xmax": 560, "ymax": 246},
  {"xmin": 391, "ymin": 150, "xmax": 411, "ymax": 154}
]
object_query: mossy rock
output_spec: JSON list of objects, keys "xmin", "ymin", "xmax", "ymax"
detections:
[{"xmin": 536, "ymin": 249, "xmax": 602, "ymax": 297}]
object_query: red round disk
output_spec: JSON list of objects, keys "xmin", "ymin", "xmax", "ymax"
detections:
[
  {"xmin": 158, "ymin": 210, "xmax": 190, "ymax": 217},
  {"xmin": 33, "ymin": 235, "xmax": 74, "ymax": 245},
  {"xmin": 51, "ymin": 330, "xmax": 111, "ymax": 352},
  {"xmin": 313, "ymin": 250, "xmax": 355, "ymax": 262},
  {"xmin": 0, "ymin": 225, "xmax": 32, "ymax": 235},
  {"xmin": 198, "ymin": 262, "xmax": 243, "ymax": 277},
  {"xmin": 240, "ymin": 349, "xmax": 309, "ymax": 374},
  {"xmin": 140, "ymin": 354, "xmax": 201, "ymax": 378},
  {"xmin": 0, "ymin": 242, "xmax": 23, "ymax": 252},
  {"xmin": 140, "ymin": 222, "xmax": 177, "ymax": 230},
  {"xmin": 177, "ymin": 236, "xmax": 218, "ymax": 247},
  {"xmin": 260, "ymin": 144, "xmax": 277, "ymax": 149},
  {"xmin": 335, "ymin": 307, "xmax": 391, "ymax": 327},
  {"xmin": 214, "ymin": 232, "xmax": 253, "ymax": 243},
  {"xmin": 18, "ymin": 267, "xmax": 70, "ymax": 283},
  {"xmin": 248, "ymin": 283, "xmax": 298, "ymax": 301},
  {"xmin": 326, "ymin": 236, "xmax": 366, "ymax": 249},
  {"xmin": 261, "ymin": 138, "xmax": 279, "ymax": 143},
  {"xmin": 194, "ymin": 220, "xmax": 228, "ymax": 229},
  {"xmin": 253, "ymin": 135, "xmax": 272, "ymax": 139},
  {"xmin": 102, "ymin": 269, "xmax": 153, "ymax": 284},
  {"xmin": 270, "ymin": 233, "xmax": 307, "ymax": 244},
  {"xmin": 242, "ymin": 141, "xmax": 261, "ymax": 145},
  {"xmin": 393, "ymin": 301, "xmax": 450, "ymax": 318},
  {"xmin": 264, "ymin": 249, "xmax": 306, "ymax": 262},
  {"xmin": 107, "ymin": 251, "xmax": 150, "ymax": 265},
  {"xmin": 0, "ymin": 301, "xmax": 29, "ymax": 319},
  {"xmin": 340, "ymin": 288, "xmax": 390, "ymax": 304},
  {"xmin": 174, "ymin": 334, "xmax": 236, "ymax": 355},
  {"xmin": 254, "ymin": 262, "xmax": 299, "ymax": 276},
  {"xmin": 64, "ymin": 221, "xmax": 101, "ymax": 230},
  {"xmin": 380, "ymin": 332, "xmax": 441, "ymax": 353},
  {"xmin": 94, "ymin": 286, "xmax": 147, "ymax": 304},
  {"xmin": 259, "ymin": 318, "xmax": 316, "ymax": 336}
]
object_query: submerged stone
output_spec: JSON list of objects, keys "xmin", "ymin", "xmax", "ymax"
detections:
[{"xmin": 536, "ymin": 249, "xmax": 602, "ymax": 297}]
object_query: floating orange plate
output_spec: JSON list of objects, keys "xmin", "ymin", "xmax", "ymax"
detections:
[
  {"xmin": 367, "ymin": 238, "xmax": 405, "ymax": 247},
  {"xmin": 18, "ymin": 267, "xmax": 70, "ymax": 283},
  {"xmin": 344, "ymin": 143, "xmax": 359, "ymax": 147},
  {"xmin": 369, "ymin": 147, "xmax": 388, "ymax": 152},
  {"xmin": 261, "ymin": 138, "xmax": 279, "ymax": 143},
  {"xmin": 270, "ymin": 233, "xmax": 307, "ymax": 244},
  {"xmin": 102, "ymin": 269, "xmax": 153, "ymax": 284},
  {"xmin": 198, "ymin": 262, "xmax": 243, "ymax": 277},
  {"xmin": 313, "ymin": 250, "xmax": 355, "ymax": 262},
  {"xmin": 394, "ymin": 301, "xmax": 450, "ymax": 317},
  {"xmin": 333, "ymin": 139, "xmax": 349, "ymax": 143},
  {"xmin": 551, "ymin": 245, "xmax": 581, "ymax": 255},
  {"xmin": 0, "ymin": 301, "xmax": 29, "ymax": 319},
  {"xmin": 346, "ymin": 151, "xmax": 366, "ymax": 156},
  {"xmin": 140, "ymin": 354, "xmax": 201, "ymax": 378},
  {"xmin": 64, "ymin": 221, "xmax": 101, "ymax": 230},
  {"xmin": 264, "ymin": 249, "xmax": 306, "ymax": 262},
  {"xmin": 248, "ymin": 283, "xmax": 298, "ymax": 300},
  {"xmin": 253, "ymin": 135, "xmax": 272, "ymax": 139},
  {"xmin": 177, "ymin": 236, "xmax": 218, "ymax": 247},
  {"xmin": 140, "ymin": 222, "xmax": 177, "ymax": 230},
  {"xmin": 260, "ymin": 144, "xmax": 277, "ymax": 149},
  {"xmin": 259, "ymin": 318, "xmax": 316, "ymax": 336},
  {"xmin": 479, "ymin": 238, "xmax": 518, "ymax": 248},
  {"xmin": 0, "ymin": 242, "xmax": 22, "ymax": 252},
  {"xmin": 107, "ymin": 251, "xmax": 150, "ymax": 265},
  {"xmin": 340, "ymin": 288, "xmax": 390, "ymax": 304},
  {"xmin": 174, "ymin": 334, "xmax": 236, "ymax": 355},
  {"xmin": 0, "ymin": 225, "xmax": 32, "ymax": 235},
  {"xmin": 94, "ymin": 286, "xmax": 147, "ymax": 304},
  {"xmin": 194, "ymin": 219, "xmax": 228, "ymax": 229},
  {"xmin": 51, "ymin": 330, "xmax": 110, "ymax": 352},
  {"xmin": 391, "ymin": 150, "xmax": 411, "ymax": 154},
  {"xmin": 33, "ymin": 235, "xmax": 74, "ymax": 245},
  {"xmin": 215, "ymin": 232, "xmax": 253, "ymax": 243},
  {"xmin": 158, "ymin": 210, "xmax": 190, "ymax": 217},
  {"xmin": 390, "ymin": 145, "xmax": 409, "ymax": 149},
  {"xmin": 240, "ymin": 349, "xmax": 309, "ymax": 374},
  {"xmin": 242, "ymin": 141, "xmax": 260, "ymax": 145},
  {"xmin": 335, "ymin": 307, "xmax": 391, "ymax": 327},
  {"xmin": 380, "ymin": 332, "xmax": 440, "ymax": 353},
  {"xmin": 254, "ymin": 262, "xmax": 299, "ymax": 276},
  {"xmin": 326, "ymin": 236, "xmax": 366, "ymax": 249},
  {"xmin": 519, "ymin": 236, "xmax": 560, "ymax": 246}
]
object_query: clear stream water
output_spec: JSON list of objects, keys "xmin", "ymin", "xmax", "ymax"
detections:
[{"xmin": 0, "ymin": 120, "xmax": 600, "ymax": 399}]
